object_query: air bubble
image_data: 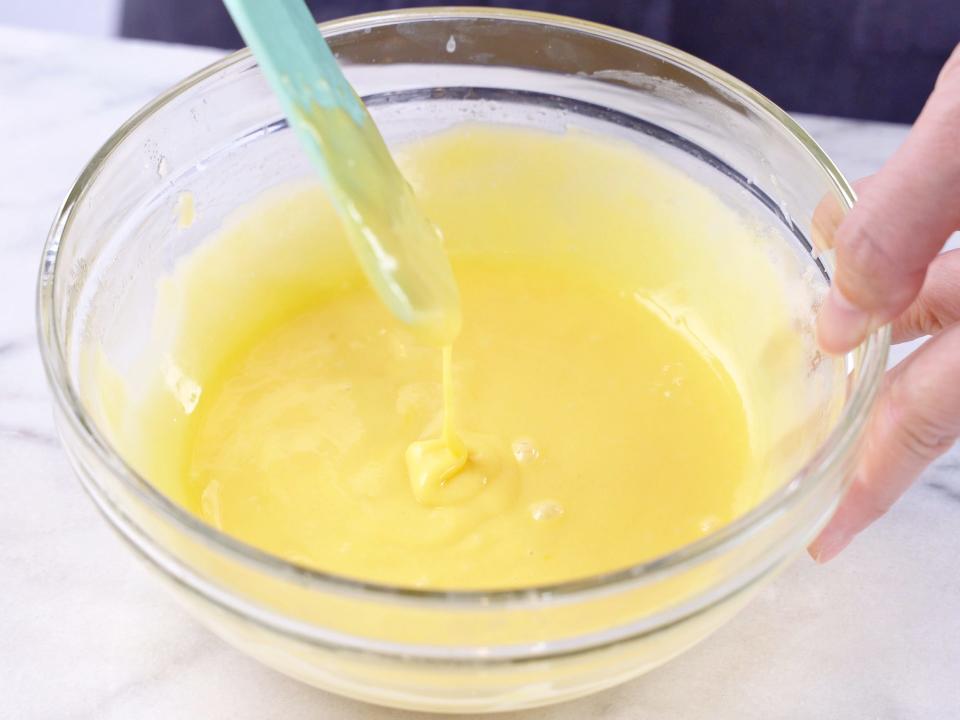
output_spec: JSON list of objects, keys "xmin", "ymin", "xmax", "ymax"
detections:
[
  {"xmin": 530, "ymin": 500, "xmax": 564, "ymax": 522},
  {"xmin": 446, "ymin": 35, "xmax": 457, "ymax": 53},
  {"xmin": 512, "ymin": 438, "xmax": 539, "ymax": 464}
]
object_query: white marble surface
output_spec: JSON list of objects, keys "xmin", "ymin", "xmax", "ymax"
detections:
[{"xmin": 1, "ymin": 25, "xmax": 959, "ymax": 720}]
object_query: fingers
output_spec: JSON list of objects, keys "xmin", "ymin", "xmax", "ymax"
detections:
[
  {"xmin": 808, "ymin": 320, "xmax": 960, "ymax": 562},
  {"xmin": 817, "ymin": 43, "xmax": 960, "ymax": 354},
  {"xmin": 891, "ymin": 248, "xmax": 960, "ymax": 343}
]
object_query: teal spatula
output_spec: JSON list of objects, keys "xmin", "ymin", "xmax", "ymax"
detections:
[{"xmin": 223, "ymin": 0, "xmax": 461, "ymax": 345}]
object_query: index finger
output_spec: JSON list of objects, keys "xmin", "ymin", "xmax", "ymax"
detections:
[{"xmin": 817, "ymin": 44, "xmax": 960, "ymax": 354}]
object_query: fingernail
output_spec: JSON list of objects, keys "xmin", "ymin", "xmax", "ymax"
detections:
[
  {"xmin": 817, "ymin": 287, "xmax": 871, "ymax": 354},
  {"xmin": 808, "ymin": 527, "xmax": 854, "ymax": 564}
]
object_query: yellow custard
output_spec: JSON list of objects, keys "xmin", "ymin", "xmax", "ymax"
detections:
[
  {"xmin": 89, "ymin": 125, "xmax": 842, "ymax": 590},
  {"xmin": 188, "ymin": 257, "xmax": 747, "ymax": 588}
]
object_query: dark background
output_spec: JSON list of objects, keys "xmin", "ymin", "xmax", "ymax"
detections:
[{"xmin": 121, "ymin": 0, "xmax": 959, "ymax": 123}]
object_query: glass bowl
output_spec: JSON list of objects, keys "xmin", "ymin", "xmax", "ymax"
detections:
[{"xmin": 37, "ymin": 8, "xmax": 889, "ymax": 714}]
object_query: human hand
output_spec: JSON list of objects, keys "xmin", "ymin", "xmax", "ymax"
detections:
[{"xmin": 809, "ymin": 44, "xmax": 960, "ymax": 563}]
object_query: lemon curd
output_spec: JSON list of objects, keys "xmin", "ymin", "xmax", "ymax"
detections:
[{"xmin": 90, "ymin": 125, "xmax": 840, "ymax": 590}]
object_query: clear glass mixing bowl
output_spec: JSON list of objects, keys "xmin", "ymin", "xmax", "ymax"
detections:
[{"xmin": 37, "ymin": 8, "xmax": 889, "ymax": 713}]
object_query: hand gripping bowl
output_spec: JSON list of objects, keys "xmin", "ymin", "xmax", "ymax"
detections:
[{"xmin": 37, "ymin": 9, "xmax": 889, "ymax": 714}]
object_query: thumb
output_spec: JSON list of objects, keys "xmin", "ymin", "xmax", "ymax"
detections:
[{"xmin": 817, "ymin": 44, "xmax": 960, "ymax": 354}]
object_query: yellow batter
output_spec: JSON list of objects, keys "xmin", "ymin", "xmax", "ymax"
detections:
[
  {"xmin": 188, "ymin": 255, "xmax": 747, "ymax": 587},
  {"xmin": 89, "ymin": 125, "xmax": 843, "ymax": 590}
]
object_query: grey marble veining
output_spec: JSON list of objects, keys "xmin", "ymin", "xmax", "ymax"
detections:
[{"xmin": 1, "ymin": 24, "xmax": 958, "ymax": 720}]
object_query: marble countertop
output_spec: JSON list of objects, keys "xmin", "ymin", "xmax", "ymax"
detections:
[{"xmin": 1, "ymin": 25, "xmax": 958, "ymax": 720}]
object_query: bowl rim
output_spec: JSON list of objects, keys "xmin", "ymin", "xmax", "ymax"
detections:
[{"xmin": 36, "ymin": 6, "xmax": 890, "ymax": 608}]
